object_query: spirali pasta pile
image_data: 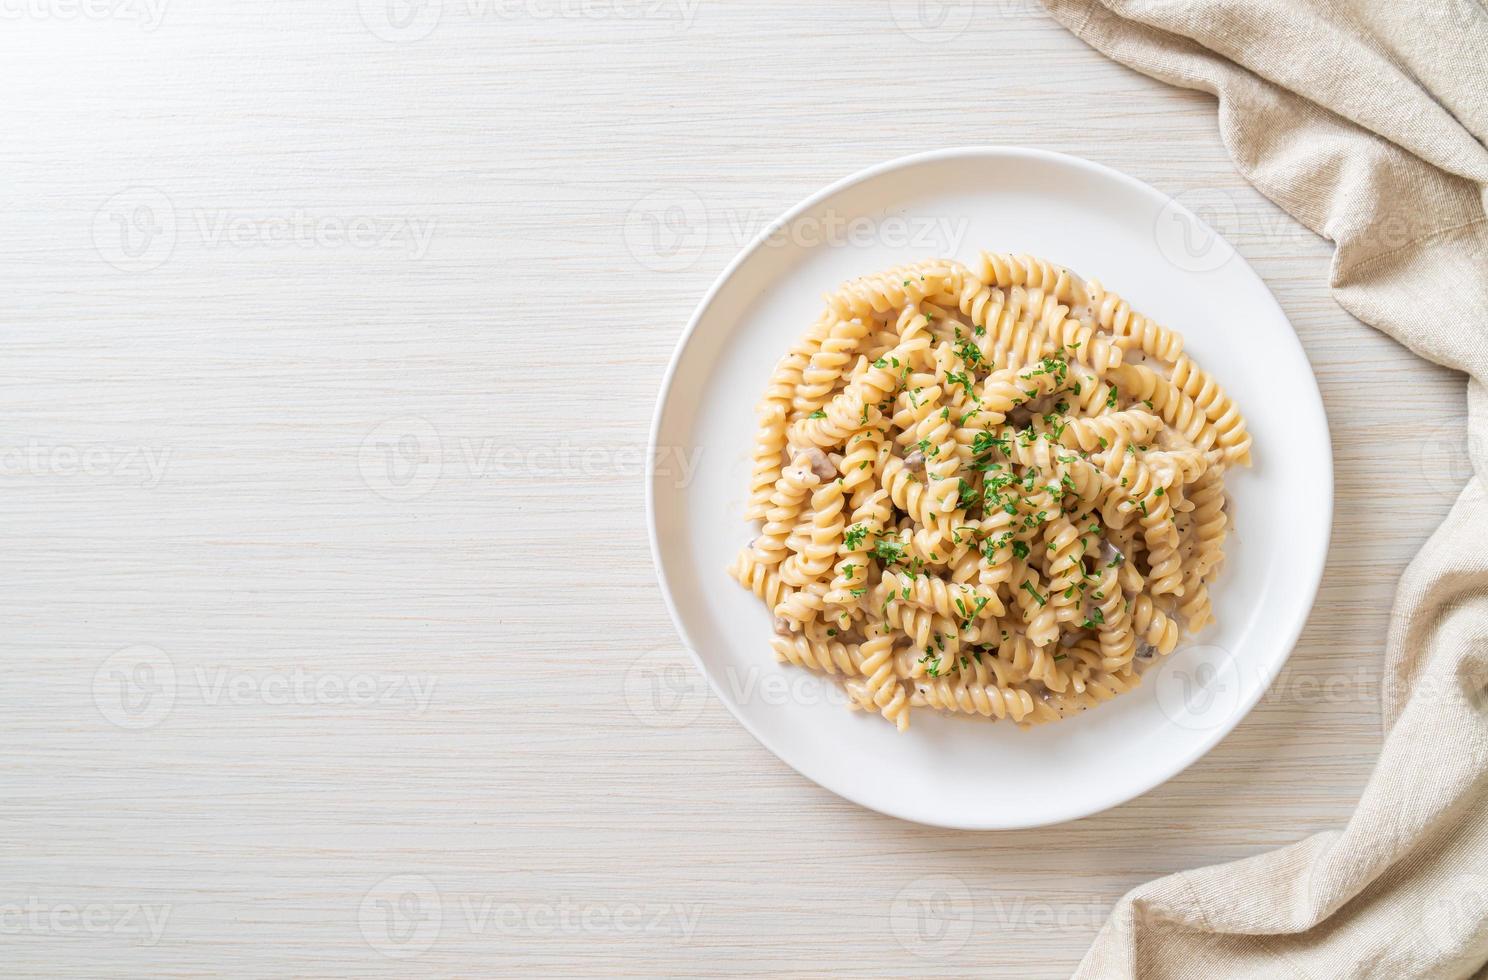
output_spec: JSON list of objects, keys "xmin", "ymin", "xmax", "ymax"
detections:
[{"xmin": 728, "ymin": 252, "xmax": 1251, "ymax": 730}]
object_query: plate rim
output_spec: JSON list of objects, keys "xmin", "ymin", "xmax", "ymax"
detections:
[{"xmin": 646, "ymin": 145, "xmax": 1334, "ymax": 829}]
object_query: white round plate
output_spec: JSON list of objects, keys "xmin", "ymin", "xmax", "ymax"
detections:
[{"xmin": 647, "ymin": 147, "xmax": 1332, "ymax": 829}]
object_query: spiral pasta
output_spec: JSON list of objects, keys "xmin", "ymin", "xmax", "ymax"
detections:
[{"xmin": 732, "ymin": 254, "xmax": 1250, "ymax": 730}]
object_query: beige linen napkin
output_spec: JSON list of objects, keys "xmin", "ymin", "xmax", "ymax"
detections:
[{"xmin": 1033, "ymin": 1, "xmax": 1488, "ymax": 977}]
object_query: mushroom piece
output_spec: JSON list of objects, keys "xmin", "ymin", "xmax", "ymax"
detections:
[
  {"xmin": 1058, "ymin": 266, "xmax": 1092, "ymax": 315},
  {"xmin": 773, "ymin": 617, "xmax": 795, "ymax": 637},
  {"xmin": 796, "ymin": 446, "xmax": 837, "ymax": 483},
  {"xmin": 903, "ymin": 448, "xmax": 926, "ymax": 472}
]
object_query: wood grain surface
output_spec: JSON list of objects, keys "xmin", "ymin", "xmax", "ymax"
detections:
[{"xmin": 0, "ymin": 1, "xmax": 1468, "ymax": 976}]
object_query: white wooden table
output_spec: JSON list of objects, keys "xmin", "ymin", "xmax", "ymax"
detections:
[{"xmin": 0, "ymin": 2, "xmax": 1467, "ymax": 976}]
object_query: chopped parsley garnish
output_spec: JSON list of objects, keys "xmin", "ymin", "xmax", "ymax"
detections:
[
  {"xmin": 954, "ymin": 336, "xmax": 984, "ymax": 368},
  {"xmin": 957, "ymin": 478, "xmax": 978, "ymax": 509}
]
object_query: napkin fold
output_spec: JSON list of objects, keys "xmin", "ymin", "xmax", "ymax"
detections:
[{"xmin": 1035, "ymin": 1, "xmax": 1488, "ymax": 976}]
